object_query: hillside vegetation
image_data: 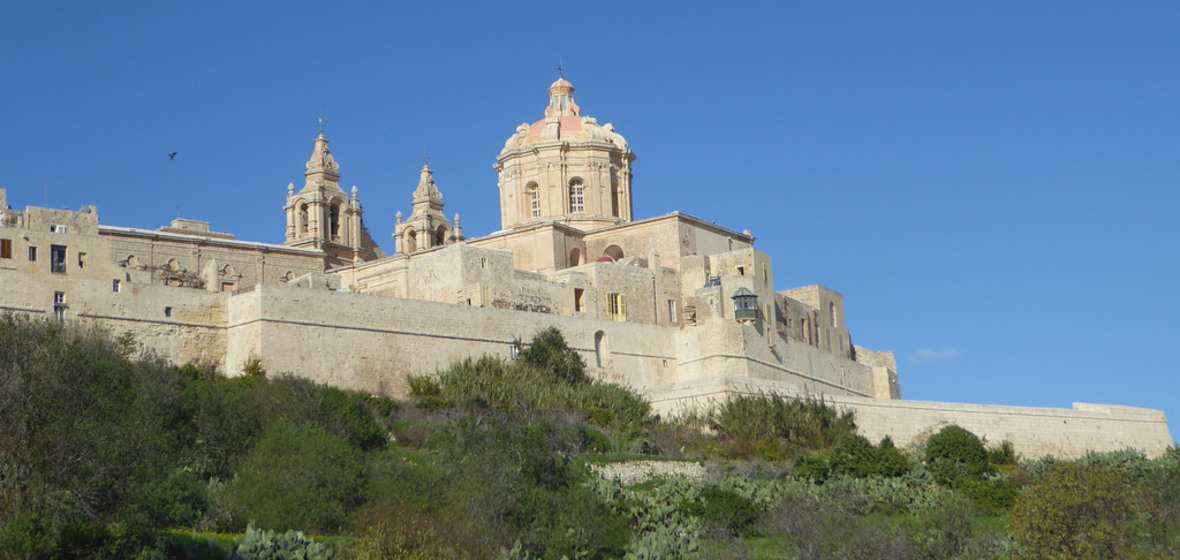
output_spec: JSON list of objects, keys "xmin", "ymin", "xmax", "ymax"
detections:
[{"xmin": 1, "ymin": 315, "xmax": 1178, "ymax": 559}]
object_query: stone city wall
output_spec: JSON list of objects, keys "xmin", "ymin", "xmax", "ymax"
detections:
[
  {"xmin": 645, "ymin": 376, "xmax": 1172, "ymax": 459},
  {"xmin": 224, "ymin": 284, "xmax": 678, "ymax": 396}
]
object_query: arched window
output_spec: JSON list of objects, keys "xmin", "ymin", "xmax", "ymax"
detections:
[
  {"xmin": 569, "ymin": 248, "xmax": 581, "ymax": 268},
  {"xmin": 435, "ymin": 225, "xmax": 448, "ymax": 246},
  {"xmin": 298, "ymin": 203, "xmax": 309, "ymax": 236},
  {"xmin": 405, "ymin": 229, "xmax": 417, "ymax": 253},
  {"xmin": 526, "ymin": 182, "xmax": 541, "ymax": 217},
  {"xmin": 568, "ymin": 178, "xmax": 584, "ymax": 213},
  {"xmin": 602, "ymin": 244, "xmax": 624, "ymax": 262},
  {"xmin": 329, "ymin": 201, "xmax": 341, "ymax": 240}
]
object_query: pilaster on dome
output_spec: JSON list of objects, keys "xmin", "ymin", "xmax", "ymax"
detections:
[
  {"xmin": 413, "ymin": 163, "xmax": 443, "ymax": 204},
  {"xmin": 545, "ymin": 76, "xmax": 580, "ymax": 118}
]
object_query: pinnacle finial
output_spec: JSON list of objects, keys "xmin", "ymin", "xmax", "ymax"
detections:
[{"xmin": 558, "ymin": 57, "xmax": 564, "ymax": 78}]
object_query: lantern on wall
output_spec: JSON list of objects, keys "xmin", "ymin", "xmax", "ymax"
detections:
[{"xmin": 731, "ymin": 287, "xmax": 758, "ymax": 323}]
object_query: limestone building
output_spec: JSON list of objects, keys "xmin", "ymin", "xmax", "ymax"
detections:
[{"xmin": 0, "ymin": 77, "xmax": 1171, "ymax": 459}]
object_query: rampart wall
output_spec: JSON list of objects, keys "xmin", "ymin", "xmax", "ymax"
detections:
[
  {"xmin": 224, "ymin": 284, "xmax": 678, "ymax": 396},
  {"xmin": 646, "ymin": 376, "xmax": 1172, "ymax": 459}
]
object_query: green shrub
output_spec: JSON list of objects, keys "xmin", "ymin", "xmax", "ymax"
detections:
[
  {"xmin": 924, "ymin": 425, "xmax": 992, "ymax": 485},
  {"xmin": 682, "ymin": 486, "xmax": 761, "ymax": 537},
  {"xmin": 828, "ymin": 434, "xmax": 880, "ymax": 478},
  {"xmin": 1011, "ymin": 463, "xmax": 1134, "ymax": 559},
  {"xmin": 987, "ymin": 440, "xmax": 1017, "ymax": 466},
  {"xmin": 407, "ymin": 330, "xmax": 652, "ymax": 431},
  {"xmin": 226, "ymin": 421, "xmax": 367, "ymax": 533},
  {"xmin": 517, "ymin": 326, "xmax": 587, "ymax": 385},
  {"xmin": 710, "ymin": 394, "xmax": 856, "ymax": 454},
  {"xmin": 792, "ymin": 454, "xmax": 831, "ymax": 482}
]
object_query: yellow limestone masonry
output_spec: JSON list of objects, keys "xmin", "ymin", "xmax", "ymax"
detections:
[{"xmin": 0, "ymin": 78, "xmax": 1170, "ymax": 459}]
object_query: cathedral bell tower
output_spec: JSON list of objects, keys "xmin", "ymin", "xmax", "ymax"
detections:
[
  {"xmin": 393, "ymin": 163, "xmax": 463, "ymax": 254},
  {"xmin": 284, "ymin": 133, "xmax": 382, "ymax": 267},
  {"xmin": 494, "ymin": 76, "xmax": 635, "ymax": 233}
]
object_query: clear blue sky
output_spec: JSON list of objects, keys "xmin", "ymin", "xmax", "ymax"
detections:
[{"xmin": 3, "ymin": 2, "xmax": 1177, "ymax": 443}]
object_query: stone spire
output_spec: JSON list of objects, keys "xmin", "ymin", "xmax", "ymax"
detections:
[
  {"xmin": 413, "ymin": 163, "xmax": 443, "ymax": 206},
  {"xmin": 303, "ymin": 133, "xmax": 341, "ymax": 190}
]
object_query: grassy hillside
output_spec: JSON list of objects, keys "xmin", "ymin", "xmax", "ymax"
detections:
[{"xmin": 1, "ymin": 315, "xmax": 1178, "ymax": 559}]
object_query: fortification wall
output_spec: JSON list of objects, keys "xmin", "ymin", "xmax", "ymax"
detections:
[
  {"xmin": 224, "ymin": 284, "xmax": 677, "ymax": 396},
  {"xmin": 645, "ymin": 377, "xmax": 1172, "ymax": 459},
  {"xmin": 0, "ymin": 268, "xmax": 228, "ymax": 368},
  {"xmin": 838, "ymin": 396, "xmax": 1173, "ymax": 460},
  {"xmin": 673, "ymin": 319, "xmax": 877, "ymax": 397}
]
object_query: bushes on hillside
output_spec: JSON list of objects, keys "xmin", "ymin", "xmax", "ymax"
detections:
[
  {"xmin": 924, "ymin": 425, "xmax": 1015, "ymax": 513},
  {"xmin": 706, "ymin": 394, "xmax": 856, "ymax": 459},
  {"xmin": 408, "ymin": 329, "xmax": 652, "ymax": 432},
  {"xmin": 1012, "ymin": 463, "xmax": 1135, "ymax": 559},
  {"xmin": 795, "ymin": 434, "xmax": 913, "ymax": 482},
  {"xmin": 225, "ymin": 421, "xmax": 368, "ymax": 533}
]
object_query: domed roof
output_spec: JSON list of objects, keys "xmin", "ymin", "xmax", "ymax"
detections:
[
  {"xmin": 549, "ymin": 76, "xmax": 574, "ymax": 91},
  {"xmin": 499, "ymin": 77, "xmax": 630, "ymax": 155}
]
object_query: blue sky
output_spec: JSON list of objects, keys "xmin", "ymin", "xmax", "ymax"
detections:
[{"xmin": 3, "ymin": 2, "xmax": 1178, "ymax": 443}]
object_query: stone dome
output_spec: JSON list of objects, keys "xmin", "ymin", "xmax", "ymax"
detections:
[{"xmin": 499, "ymin": 77, "xmax": 629, "ymax": 154}]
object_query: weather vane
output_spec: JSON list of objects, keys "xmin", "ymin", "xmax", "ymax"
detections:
[
  {"xmin": 423, "ymin": 146, "xmax": 430, "ymax": 166},
  {"xmin": 316, "ymin": 116, "xmax": 330, "ymax": 134}
]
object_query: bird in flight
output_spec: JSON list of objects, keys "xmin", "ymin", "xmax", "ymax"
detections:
[{"xmin": 168, "ymin": 152, "xmax": 179, "ymax": 160}]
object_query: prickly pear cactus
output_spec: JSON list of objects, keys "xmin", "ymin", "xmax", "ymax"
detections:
[{"xmin": 233, "ymin": 522, "xmax": 335, "ymax": 560}]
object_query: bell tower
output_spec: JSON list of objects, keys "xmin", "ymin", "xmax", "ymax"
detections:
[
  {"xmin": 494, "ymin": 77, "xmax": 635, "ymax": 233},
  {"xmin": 284, "ymin": 133, "xmax": 382, "ymax": 267},
  {"xmin": 393, "ymin": 163, "xmax": 463, "ymax": 254}
]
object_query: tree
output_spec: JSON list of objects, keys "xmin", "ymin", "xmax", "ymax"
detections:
[
  {"xmin": 518, "ymin": 327, "xmax": 587, "ymax": 385},
  {"xmin": 1011, "ymin": 463, "xmax": 1135, "ymax": 559},
  {"xmin": 226, "ymin": 421, "xmax": 368, "ymax": 533}
]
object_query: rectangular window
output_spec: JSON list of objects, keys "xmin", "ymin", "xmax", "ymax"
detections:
[
  {"xmin": 668, "ymin": 299, "xmax": 678, "ymax": 324},
  {"xmin": 164, "ymin": 306, "xmax": 172, "ymax": 318},
  {"xmin": 574, "ymin": 288, "xmax": 585, "ymax": 312},
  {"xmin": 50, "ymin": 245, "xmax": 66, "ymax": 274},
  {"xmin": 529, "ymin": 188, "xmax": 541, "ymax": 217},
  {"xmin": 50, "ymin": 224, "xmax": 67, "ymax": 234},
  {"xmin": 607, "ymin": 293, "xmax": 627, "ymax": 322},
  {"xmin": 0, "ymin": 239, "xmax": 10, "ymax": 259},
  {"xmin": 112, "ymin": 279, "xmax": 121, "ymax": 292},
  {"xmin": 53, "ymin": 291, "xmax": 66, "ymax": 321},
  {"xmin": 78, "ymin": 252, "xmax": 87, "ymax": 268},
  {"xmin": 569, "ymin": 183, "xmax": 585, "ymax": 213},
  {"xmin": 28, "ymin": 246, "xmax": 36, "ymax": 261}
]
